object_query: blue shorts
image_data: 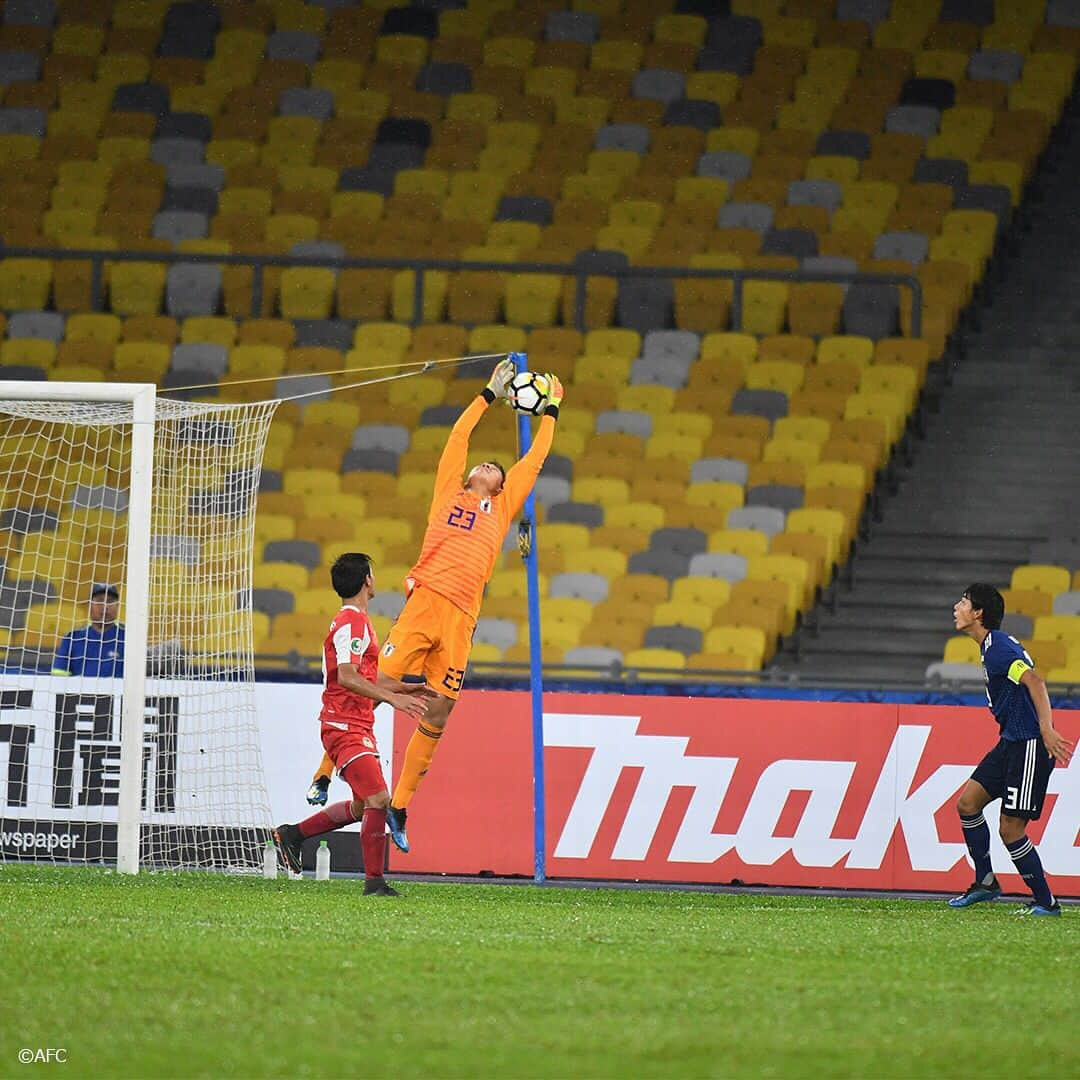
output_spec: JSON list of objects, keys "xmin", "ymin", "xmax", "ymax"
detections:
[{"xmin": 971, "ymin": 737, "xmax": 1054, "ymax": 821}]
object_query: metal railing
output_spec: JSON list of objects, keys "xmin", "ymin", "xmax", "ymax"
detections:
[{"xmin": 0, "ymin": 245, "xmax": 923, "ymax": 338}]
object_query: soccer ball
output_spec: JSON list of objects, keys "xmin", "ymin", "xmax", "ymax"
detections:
[{"xmin": 508, "ymin": 371, "xmax": 550, "ymax": 416}]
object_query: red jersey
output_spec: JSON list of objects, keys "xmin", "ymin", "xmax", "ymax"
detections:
[{"xmin": 320, "ymin": 604, "xmax": 379, "ymax": 731}]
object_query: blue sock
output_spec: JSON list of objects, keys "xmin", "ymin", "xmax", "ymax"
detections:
[
  {"xmin": 960, "ymin": 813, "xmax": 994, "ymax": 884},
  {"xmin": 1005, "ymin": 835, "xmax": 1054, "ymax": 908}
]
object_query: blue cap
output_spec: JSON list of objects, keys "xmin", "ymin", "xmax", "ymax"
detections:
[{"xmin": 90, "ymin": 583, "xmax": 120, "ymax": 599}]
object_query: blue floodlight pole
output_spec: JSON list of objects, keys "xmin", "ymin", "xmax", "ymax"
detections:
[{"xmin": 509, "ymin": 351, "xmax": 547, "ymax": 884}]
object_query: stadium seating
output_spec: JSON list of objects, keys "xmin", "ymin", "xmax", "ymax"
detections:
[{"xmin": 1, "ymin": 0, "xmax": 1076, "ymax": 675}]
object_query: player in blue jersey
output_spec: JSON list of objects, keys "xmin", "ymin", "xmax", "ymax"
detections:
[{"xmin": 949, "ymin": 583, "xmax": 1074, "ymax": 916}]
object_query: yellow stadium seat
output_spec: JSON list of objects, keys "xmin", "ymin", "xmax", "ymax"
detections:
[
  {"xmin": 709, "ymin": 528, "xmax": 770, "ymax": 559},
  {"xmin": 112, "ymin": 341, "xmax": 170, "ymax": 381},
  {"xmin": 109, "ymin": 262, "xmax": 166, "ymax": 316},
  {"xmin": 671, "ymin": 577, "xmax": 732, "ymax": 611},
  {"xmin": 687, "ymin": 481, "xmax": 745, "ymax": 514},
  {"xmin": 505, "ymin": 274, "xmax": 562, "ymax": 327},
  {"xmin": 229, "ymin": 345, "xmax": 286, "ymax": 379},
  {"xmin": 584, "ymin": 328, "xmax": 641, "ymax": 358},
  {"xmin": 254, "ymin": 562, "xmax": 309, "ymax": 594},
  {"xmin": 66, "ymin": 313, "xmax": 122, "ymax": 345},
  {"xmin": 1032, "ymin": 615, "xmax": 1080, "ymax": 647},
  {"xmin": 573, "ymin": 477, "xmax": 630, "ymax": 505},
  {"xmin": 0, "ymin": 259, "xmax": 53, "ymax": 310},
  {"xmin": 624, "ymin": 647, "xmax": 686, "ymax": 673},
  {"xmin": 606, "ymin": 502, "xmax": 665, "ymax": 533},
  {"xmin": 575, "ymin": 547, "xmax": 628, "ymax": 579},
  {"xmin": 1011, "ymin": 565, "xmax": 1071, "ymax": 596},
  {"xmin": 283, "ymin": 469, "xmax": 341, "ymax": 498},
  {"xmin": 741, "ymin": 282, "xmax": 788, "ymax": 335},
  {"xmin": 860, "ymin": 364, "xmax": 918, "ymax": 413},
  {"xmin": 818, "ymin": 335, "xmax": 874, "ymax": 368},
  {"xmin": 182, "ymin": 316, "xmax": 237, "ymax": 347},
  {"xmin": 703, "ymin": 626, "xmax": 767, "ymax": 668},
  {"xmin": 745, "ymin": 360, "xmax": 805, "ymax": 395},
  {"xmin": 806, "ymin": 461, "xmax": 867, "ymax": 494},
  {"xmin": 279, "ymin": 268, "xmax": 336, "ymax": 319},
  {"xmin": 0, "ymin": 339, "xmax": 55, "ymax": 371},
  {"xmin": 392, "ymin": 270, "xmax": 448, "ymax": 322},
  {"xmin": 617, "ymin": 385, "xmax": 676, "ymax": 415},
  {"xmin": 843, "ymin": 391, "xmax": 908, "ymax": 443},
  {"xmin": 944, "ymin": 635, "xmax": 981, "ymax": 664},
  {"xmin": 785, "ymin": 508, "xmax": 848, "ymax": 565}
]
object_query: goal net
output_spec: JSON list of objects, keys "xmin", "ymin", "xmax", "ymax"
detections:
[{"xmin": 0, "ymin": 383, "xmax": 278, "ymax": 872}]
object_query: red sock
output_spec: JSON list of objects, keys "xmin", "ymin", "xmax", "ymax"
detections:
[
  {"xmin": 361, "ymin": 808, "xmax": 387, "ymax": 880},
  {"xmin": 297, "ymin": 800, "xmax": 357, "ymax": 839}
]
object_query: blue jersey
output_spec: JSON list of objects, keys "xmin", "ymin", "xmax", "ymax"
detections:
[
  {"xmin": 52, "ymin": 623, "xmax": 125, "ymax": 678},
  {"xmin": 980, "ymin": 631, "xmax": 1039, "ymax": 741}
]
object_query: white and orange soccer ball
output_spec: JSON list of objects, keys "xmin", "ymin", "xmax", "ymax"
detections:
[{"xmin": 508, "ymin": 371, "xmax": 550, "ymax": 416}]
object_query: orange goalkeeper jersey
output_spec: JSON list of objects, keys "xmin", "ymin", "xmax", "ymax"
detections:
[{"xmin": 406, "ymin": 394, "xmax": 555, "ymax": 621}]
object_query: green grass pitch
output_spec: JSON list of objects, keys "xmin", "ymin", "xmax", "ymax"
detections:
[{"xmin": 2, "ymin": 866, "xmax": 1077, "ymax": 1079}]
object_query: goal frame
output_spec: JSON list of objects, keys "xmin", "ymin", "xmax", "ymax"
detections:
[{"xmin": 0, "ymin": 381, "xmax": 155, "ymax": 874}]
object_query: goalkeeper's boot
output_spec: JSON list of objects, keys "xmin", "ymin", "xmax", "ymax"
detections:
[
  {"xmin": 306, "ymin": 776, "xmax": 330, "ymax": 806},
  {"xmin": 948, "ymin": 878, "xmax": 1002, "ymax": 908},
  {"xmin": 1015, "ymin": 900, "xmax": 1062, "ymax": 917},
  {"xmin": 363, "ymin": 878, "xmax": 401, "ymax": 897},
  {"xmin": 273, "ymin": 823, "xmax": 304, "ymax": 875},
  {"xmin": 386, "ymin": 805, "xmax": 409, "ymax": 853}
]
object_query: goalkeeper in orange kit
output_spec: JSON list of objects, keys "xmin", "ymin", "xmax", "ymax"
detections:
[{"xmin": 304, "ymin": 360, "xmax": 564, "ymax": 841}]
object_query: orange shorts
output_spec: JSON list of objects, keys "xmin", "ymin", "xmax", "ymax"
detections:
[{"xmin": 379, "ymin": 585, "xmax": 475, "ymax": 700}]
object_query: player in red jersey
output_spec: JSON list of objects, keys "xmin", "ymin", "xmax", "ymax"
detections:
[{"xmin": 274, "ymin": 553, "xmax": 431, "ymax": 896}]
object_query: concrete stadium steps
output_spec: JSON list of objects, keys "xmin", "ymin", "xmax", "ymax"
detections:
[{"xmin": 771, "ymin": 95, "xmax": 1080, "ymax": 686}]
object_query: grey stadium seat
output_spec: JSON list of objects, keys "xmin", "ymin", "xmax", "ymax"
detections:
[
  {"xmin": 495, "ymin": 195, "xmax": 553, "ymax": 225},
  {"xmin": 746, "ymin": 484, "xmax": 804, "ymax": 512},
  {"xmin": 546, "ymin": 501, "xmax": 604, "ymax": 527},
  {"xmin": 420, "ymin": 403, "xmax": 463, "ymax": 426},
  {"xmin": 171, "ymin": 342, "xmax": 228, "ymax": 377},
  {"xmin": 762, "ymin": 227, "xmax": 818, "ymax": 259},
  {"xmin": 153, "ymin": 209, "xmax": 208, "ymax": 244},
  {"xmin": 352, "ymin": 424, "xmax": 410, "ymax": 454},
  {"xmin": 801, "ymin": 255, "xmax": 858, "ymax": 286},
  {"xmin": 885, "ymin": 105, "xmax": 940, "ymax": 137},
  {"xmin": 644, "ymin": 625, "xmax": 703, "ymax": 656},
  {"xmin": 873, "ymin": 231, "xmax": 929, "ymax": 265},
  {"xmin": 266, "ymin": 31, "xmax": 321, "ymax": 62},
  {"xmin": 940, "ymin": 0, "xmax": 993, "ymax": 24},
  {"xmin": 630, "ymin": 355, "xmax": 690, "ymax": 389},
  {"xmin": 814, "ymin": 130, "xmax": 870, "ymax": 160},
  {"xmin": 627, "ymin": 549, "xmax": 691, "ymax": 580},
  {"xmin": 650, "ymin": 527, "xmax": 707, "ymax": 558},
  {"xmin": 643, "ymin": 329, "xmax": 699, "ymax": 364},
  {"xmin": 836, "ymin": 0, "xmax": 890, "ymax": 25},
  {"xmin": 692, "ymin": 457, "xmax": 749, "ymax": 485},
  {"xmin": 968, "ymin": 50, "xmax": 1024, "ymax": 83},
  {"xmin": 631, "ymin": 69, "xmax": 685, "ymax": 105},
  {"xmin": 275, "ymin": 373, "xmax": 331, "ymax": 402},
  {"xmin": 788, "ymin": 178, "xmax": 843, "ymax": 212},
  {"xmin": 541, "ymin": 454, "xmax": 574, "ymax": 481},
  {"xmin": 564, "ymin": 645, "xmax": 623, "ymax": 668},
  {"xmin": 731, "ymin": 388, "xmax": 788, "ymax": 422},
  {"xmin": 617, "ymin": 278, "xmax": 674, "ymax": 334},
  {"xmin": 697, "ymin": 150, "xmax": 752, "ymax": 182},
  {"xmin": 279, "ymin": 87, "xmax": 334, "ymax": 119},
  {"xmin": 3, "ymin": 0, "xmax": 56, "ymax": 25},
  {"xmin": 1048, "ymin": 0, "xmax": 1080, "ymax": 27},
  {"xmin": 1052, "ymin": 591, "xmax": 1080, "ymax": 616},
  {"xmin": 157, "ymin": 112, "xmax": 212, "ymax": 141},
  {"xmin": 550, "ymin": 572, "xmax": 609, "ymax": 603},
  {"xmin": 0, "ymin": 107, "xmax": 45, "ymax": 135},
  {"xmin": 545, "ymin": 10, "xmax": 599, "ymax": 43},
  {"xmin": 162, "ymin": 185, "xmax": 218, "ymax": 215},
  {"xmin": 250, "ymin": 588, "xmax": 294, "ymax": 617},
  {"xmin": 151, "ymin": 137, "xmax": 205, "ymax": 166},
  {"xmin": 7, "ymin": 311, "xmax": 65, "ymax": 341},
  {"xmin": 0, "ymin": 51, "xmax": 41, "ymax": 85},
  {"xmin": 370, "ymin": 592, "xmax": 406, "ymax": 619},
  {"xmin": 843, "ymin": 283, "xmax": 900, "ymax": 340},
  {"xmin": 1001, "ymin": 612, "xmax": 1034, "ymax": 638},
  {"xmin": 416, "ymin": 62, "xmax": 473, "ymax": 96},
  {"xmin": 290, "ymin": 241, "xmax": 345, "ymax": 262},
  {"xmin": 664, "ymin": 99, "xmax": 720, "ymax": 131},
  {"xmin": 166, "ymin": 264, "xmax": 222, "ymax": 317},
  {"xmin": 595, "ymin": 123, "xmax": 650, "ymax": 153},
  {"xmin": 263, "ymin": 539, "xmax": 322, "ymax": 569},
  {"xmin": 687, "ymin": 552, "xmax": 748, "ymax": 582},
  {"xmin": 533, "ymin": 476, "xmax": 572, "ymax": 506},
  {"xmin": 925, "ymin": 661, "xmax": 983, "ymax": 683},
  {"xmin": 166, "ymin": 162, "xmax": 224, "ymax": 191},
  {"xmin": 913, "ymin": 157, "xmax": 968, "ymax": 190},
  {"xmin": 717, "ymin": 201, "xmax": 773, "ymax": 232},
  {"xmin": 294, "ymin": 319, "xmax": 354, "ymax": 350},
  {"xmin": 595, "ymin": 409, "xmax": 653, "ymax": 439},
  {"xmin": 474, "ymin": 618, "xmax": 518, "ymax": 649},
  {"xmin": 726, "ymin": 506, "xmax": 786, "ymax": 536},
  {"xmin": 113, "ymin": 82, "xmax": 169, "ymax": 116},
  {"xmin": 341, "ymin": 448, "xmax": 398, "ymax": 475}
]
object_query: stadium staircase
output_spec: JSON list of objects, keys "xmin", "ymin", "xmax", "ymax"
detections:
[{"xmin": 774, "ymin": 93, "xmax": 1080, "ymax": 686}]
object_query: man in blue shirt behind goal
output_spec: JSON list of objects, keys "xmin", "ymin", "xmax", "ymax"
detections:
[
  {"xmin": 52, "ymin": 583, "xmax": 125, "ymax": 678},
  {"xmin": 949, "ymin": 583, "xmax": 1074, "ymax": 916}
]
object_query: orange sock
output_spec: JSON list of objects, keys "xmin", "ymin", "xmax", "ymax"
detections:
[
  {"xmin": 313, "ymin": 752, "xmax": 334, "ymax": 784},
  {"xmin": 391, "ymin": 722, "xmax": 442, "ymax": 809}
]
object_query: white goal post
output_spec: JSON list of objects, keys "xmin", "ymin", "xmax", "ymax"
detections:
[{"xmin": 0, "ymin": 381, "xmax": 278, "ymax": 874}]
